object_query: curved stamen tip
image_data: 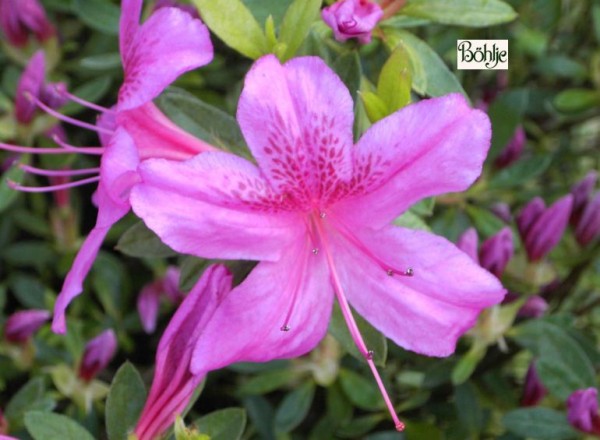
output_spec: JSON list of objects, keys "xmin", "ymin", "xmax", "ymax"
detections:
[
  {"xmin": 312, "ymin": 248, "xmax": 319, "ymax": 255},
  {"xmin": 395, "ymin": 421, "xmax": 405, "ymax": 432},
  {"xmin": 405, "ymin": 267, "xmax": 414, "ymax": 276},
  {"xmin": 6, "ymin": 179, "xmax": 18, "ymax": 189},
  {"xmin": 280, "ymin": 325, "xmax": 291, "ymax": 332},
  {"xmin": 366, "ymin": 350, "xmax": 374, "ymax": 360}
]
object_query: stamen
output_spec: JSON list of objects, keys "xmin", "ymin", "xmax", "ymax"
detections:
[
  {"xmin": 55, "ymin": 86, "xmax": 114, "ymax": 114},
  {"xmin": 26, "ymin": 92, "xmax": 114, "ymax": 136},
  {"xmin": 20, "ymin": 164, "xmax": 101, "ymax": 177},
  {"xmin": 280, "ymin": 240, "xmax": 311, "ymax": 332},
  {"xmin": 312, "ymin": 248, "xmax": 319, "ymax": 255},
  {"xmin": 0, "ymin": 142, "xmax": 91, "ymax": 155},
  {"xmin": 52, "ymin": 135, "xmax": 105, "ymax": 155},
  {"xmin": 313, "ymin": 216, "xmax": 404, "ymax": 431},
  {"xmin": 8, "ymin": 176, "xmax": 100, "ymax": 192}
]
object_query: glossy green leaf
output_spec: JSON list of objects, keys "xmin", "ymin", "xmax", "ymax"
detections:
[
  {"xmin": 502, "ymin": 408, "xmax": 578, "ymax": 440},
  {"xmin": 465, "ymin": 205, "xmax": 505, "ymax": 238},
  {"xmin": 106, "ymin": 362, "xmax": 147, "ymax": 440},
  {"xmin": 25, "ymin": 411, "xmax": 95, "ymax": 440},
  {"xmin": 238, "ymin": 369, "xmax": 297, "ymax": 395},
  {"xmin": 72, "ymin": 0, "xmax": 120, "ymax": 35},
  {"xmin": 329, "ymin": 303, "xmax": 387, "ymax": 367},
  {"xmin": 195, "ymin": 408, "xmax": 247, "ymax": 440},
  {"xmin": 402, "ymin": 0, "xmax": 517, "ymax": 27},
  {"xmin": 275, "ymin": 382, "xmax": 316, "ymax": 433},
  {"xmin": 338, "ymin": 369, "xmax": 385, "ymax": 411},
  {"xmin": 279, "ymin": 0, "xmax": 321, "ymax": 61},
  {"xmin": 116, "ymin": 221, "xmax": 177, "ymax": 258},
  {"xmin": 193, "ymin": 0, "xmax": 267, "ymax": 59},
  {"xmin": 360, "ymin": 91, "xmax": 389, "ymax": 124}
]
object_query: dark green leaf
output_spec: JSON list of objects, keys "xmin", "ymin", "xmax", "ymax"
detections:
[
  {"xmin": 338, "ymin": 369, "xmax": 385, "ymax": 411},
  {"xmin": 106, "ymin": 362, "xmax": 147, "ymax": 440},
  {"xmin": 5, "ymin": 378, "xmax": 55, "ymax": 430},
  {"xmin": 402, "ymin": 0, "xmax": 517, "ymax": 27},
  {"xmin": 243, "ymin": 396, "xmax": 276, "ymax": 440},
  {"xmin": 72, "ymin": 0, "xmax": 120, "ymax": 35},
  {"xmin": 116, "ymin": 221, "xmax": 177, "ymax": 258},
  {"xmin": 489, "ymin": 155, "xmax": 553, "ymax": 189},
  {"xmin": 502, "ymin": 408, "xmax": 578, "ymax": 440},
  {"xmin": 332, "ymin": 52, "xmax": 362, "ymax": 103},
  {"xmin": 0, "ymin": 163, "xmax": 25, "ymax": 214},
  {"xmin": 25, "ymin": 411, "xmax": 95, "ymax": 440},
  {"xmin": 243, "ymin": 0, "xmax": 293, "ymax": 25},
  {"xmin": 336, "ymin": 415, "xmax": 385, "ymax": 438},
  {"xmin": 238, "ymin": 369, "xmax": 296, "ymax": 395},
  {"xmin": 454, "ymin": 383, "xmax": 484, "ymax": 433},
  {"xmin": 275, "ymin": 382, "xmax": 315, "ymax": 433},
  {"xmin": 195, "ymin": 408, "xmax": 247, "ymax": 440},
  {"xmin": 554, "ymin": 89, "xmax": 600, "ymax": 113}
]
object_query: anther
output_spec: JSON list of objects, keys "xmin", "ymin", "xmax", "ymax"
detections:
[
  {"xmin": 366, "ymin": 350, "xmax": 374, "ymax": 360},
  {"xmin": 386, "ymin": 269, "xmax": 394, "ymax": 276},
  {"xmin": 319, "ymin": 211, "xmax": 327, "ymax": 219},
  {"xmin": 395, "ymin": 421, "xmax": 405, "ymax": 432},
  {"xmin": 404, "ymin": 268, "xmax": 414, "ymax": 276},
  {"xmin": 280, "ymin": 325, "xmax": 290, "ymax": 332},
  {"xmin": 312, "ymin": 248, "xmax": 319, "ymax": 255}
]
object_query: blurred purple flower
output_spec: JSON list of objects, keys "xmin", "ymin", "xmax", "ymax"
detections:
[
  {"xmin": 322, "ymin": 0, "xmax": 383, "ymax": 44},
  {"xmin": 457, "ymin": 226, "xmax": 514, "ymax": 278},
  {"xmin": 4, "ymin": 309, "xmax": 50, "ymax": 343},
  {"xmin": 78, "ymin": 329, "xmax": 117, "ymax": 381},
  {"xmin": 134, "ymin": 265, "xmax": 232, "ymax": 440},
  {"xmin": 516, "ymin": 195, "xmax": 573, "ymax": 262},
  {"xmin": 490, "ymin": 202, "xmax": 512, "ymax": 223},
  {"xmin": 518, "ymin": 295, "xmax": 548, "ymax": 318},
  {"xmin": 137, "ymin": 267, "xmax": 183, "ymax": 334},
  {"xmin": 0, "ymin": 0, "xmax": 55, "ymax": 47},
  {"xmin": 570, "ymin": 171, "xmax": 597, "ymax": 227},
  {"xmin": 494, "ymin": 126, "xmax": 526, "ymax": 169},
  {"xmin": 574, "ymin": 192, "xmax": 600, "ymax": 246},
  {"xmin": 15, "ymin": 51, "xmax": 67, "ymax": 124},
  {"xmin": 520, "ymin": 363, "xmax": 547, "ymax": 406},
  {"xmin": 567, "ymin": 388, "xmax": 600, "ymax": 436},
  {"xmin": 457, "ymin": 227, "xmax": 479, "ymax": 263}
]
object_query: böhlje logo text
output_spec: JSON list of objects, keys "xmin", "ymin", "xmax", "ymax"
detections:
[{"xmin": 457, "ymin": 40, "xmax": 508, "ymax": 70}]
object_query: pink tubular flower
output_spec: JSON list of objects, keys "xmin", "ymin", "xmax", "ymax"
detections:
[
  {"xmin": 322, "ymin": 0, "xmax": 384, "ymax": 44},
  {"xmin": 4, "ymin": 309, "xmax": 50, "ymax": 343},
  {"xmin": 1, "ymin": 0, "xmax": 214, "ymax": 333},
  {"xmin": 134, "ymin": 265, "xmax": 232, "ymax": 440},
  {"xmin": 567, "ymin": 388, "xmax": 600, "ymax": 436},
  {"xmin": 131, "ymin": 55, "xmax": 506, "ymax": 429},
  {"xmin": 520, "ymin": 362, "xmax": 547, "ymax": 406},
  {"xmin": 78, "ymin": 329, "xmax": 117, "ymax": 381},
  {"xmin": 516, "ymin": 195, "xmax": 573, "ymax": 262},
  {"xmin": 0, "ymin": 0, "xmax": 55, "ymax": 47},
  {"xmin": 137, "ymin": 267, "xmax": 183, "ymax": 333}
]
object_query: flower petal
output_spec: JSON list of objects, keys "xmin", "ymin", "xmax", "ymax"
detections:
[
  {"xmin": 331, "ymin": 225, "xmax": 505, "ymax": 356},
  {"xmin": 237, "ymin": 55, "xmax": 354, "ymax": 206},
  {"xmin": 52, "ymin": 186, "xmax": 129, "ymax": 333},
  {"xmin": 130, "ymin": 152, "xmax": 302, "ymax": 261},
  {"xmin": 190, "ymin": 242, "xmax": 333, "ymax": 373},
  {"xmin": 334, "ymin": 93, "xmax": 491, "ymax": 228},
  {"xmin": 118, "ymin": 7, "xmax": 212, "ymax": 110},
  {"xmin": 100, "ymin": 127, "xmax": 140, "ymax": 207},
  {"xmin": 119, "ymin": 0, "xmax": 142, "ymax": 62}
]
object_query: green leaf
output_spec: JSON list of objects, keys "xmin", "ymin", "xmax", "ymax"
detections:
[
  {"xmin": 338, "ymin": 369, "xmax": 385, "ymax": 411},
  {"xmin": 512, "ymin": 319, "xmax": 596, "ymax": 400},
  {"xmin": 377, "ymin": 46, "xmax": 412, "ymax": 113},
  {"xmin": 156, "ymin": 87, "xmax": 249, "ymax": 158},
  {"xmin": 488, "ymin": 155, "xmax": 553, "ymax": 189},
  {"xmin": 116, "ymin": 221, "xmax": 178, "ymax": 258},
  {"xmin": 384, "ymin": 30, "xmax": 466, "ymax": 97},
  {"xmin": 332, "ymin": 52, "xmax": 362, "ymax": 103},
  {"xmin": 25, "ymin": 411, "xmax": 95, "ymax": 440},
  {"xmin": 72, "ymin": 0, "xmax": 120, "ymax": 35},
  {"xmin": 193, "ymin": 0, "xmax": 267, "ymax": 59},
  {"xmin": 465, "ymin": 205, "xmax": 505, "ymax": 238},
  {"xmin": 275, "ymin": 382, "xmax": 316, "ymax": 433},
  {"xmin": 0, "ymin": 162, "xmax": 25, "ymax": 213},
  {"xmin": 328, "ymin": 303, "xmax": 387, "ymax": 367},
  {"xmin": 79, "ymin": 53, "xmax": 122, "ymax": 71},
  {"xmin": 394, "ymin": 209, "xmax": 431, "ymax": 231},
  {"xmin": 238, "ymin": 369, "xmax": 296, "ymax": 395},
  {"xmin": 402, "ymin": 0, "xmax": 517, "ymax": 27},
  {"xmin": 243, "ymin": 0, "xmax": 293, "ymax": 25},
  {"xmin": 454, "ymin": 383, "xmax": 484, "ymax": 433},
  {"xmin": 195, "ymin": 408, "xmax": 247, "ymax": 440},
  {"xmin": 502, "ymin": 408, "xmax": 578, "ymax": 440},
  {"xmin": 106, "ymin": 362, "xmax": 147, "ymax": 440},
  {"xmin": 360, "ymin": 91, "xmax": 389, "ymax": 124},
  {"xmin": 554, "ymin": 89, "xmax": 600, "ymax": 113},
  {"xmin": 5, "ymin": 378, "xmax": 55, "ymax": 431},
  {"xmin": 336, "ymin": 414, "xmax": 385, "ymax": 438},
  {"xmin": 279, "ymin": 0, "xmax": 321, "ymax": 61}
]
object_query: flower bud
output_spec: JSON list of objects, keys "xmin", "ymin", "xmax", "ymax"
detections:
[
  {"xmin": 567, "ymin": 388, "xmax": 600, "ymax": 436},
  {"xmin": 457, "ymin": 227, "xmax": 479, "ymax": 263},
  {"xmin": 516, "ymin": 195, "xmax": 573, "ymax": 262},
  {"xmin": 518, "ymin": 295, "xmax": 548, "ymax": 318},
  {"xmin": 490, "ymin": 202, "xmax": 512, "ymax": 223},
  {"xmin": 479, "ymin": 227, "xmax": 514, "ymax": 278},
  {"xmin": 574, "ymin": 192, "xmax": 600, "ymax": 246},
  {"xmin": 321, "ymin": 0, "xmax": 383, "ymax": 44},
  {"xmin": 570, "ymin": 171, "xmax": 597, "ymax": 227},
  {"xmin": 0, "ymin": 0, "xmax": 55, "ymax": 47},
  {"xmin": 4, "ymin": 309, "xmax": 50, "ymax": 343},
  {"xmin": 494, "ymin": 125, "xmax": 526, "ymax": 169},
  {"xmin": 78, "ymin": 329, "xmax": 117, "ymax": 381},
  {"xmin": 520, "ymin": 363, "xmax": 547, "ymax": 406},
  {"xmin": 137, "ymin": 267, "xmax": 183, "ymax": 334}
]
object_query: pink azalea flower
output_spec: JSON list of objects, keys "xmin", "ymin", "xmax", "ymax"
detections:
[
  {"xmin": 131, "ymin": 55, "xmax": 506, "ymax": 429},
  {"xmin": 1, "ymin": 0, "xmax": 215, "ymax": 333},
  {"xmin": 4, "ymin": 309, "xmax": 50, "ymax": 343},
  {"xmin": 0, "ymin": 0, "xmax": 55, "ymax": 47},
  {"xmin": 322, "ymin": 0, "xmax": 384, "ymax": 44},
  {"xmin": 78, "ymin": 329, "xmax": 118, "ymax": 381},
  {"xmin": 134, "ymin": 264, "xmax": 232, "ymax": 440}
]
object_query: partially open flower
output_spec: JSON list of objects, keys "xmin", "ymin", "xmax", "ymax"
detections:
[
  {"xmin": 4, "ymin": 309, "xmax": 50, "ymax": 343},
  {"xmin": 567, "ymin": 388, "xmax": 600, "ymax": 436},
  {"xmin": 322, "ymin": 0, "xmax": 384, "ymax": 44},
  {"xmin": 78, "ymin": 329, "xmax": 117, "ymax": 381}
]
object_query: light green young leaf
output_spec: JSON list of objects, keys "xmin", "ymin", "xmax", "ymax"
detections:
[
  {"xmin": 279, "ymin": 0, "xmax": 322, "ymax": 61},
  {"xmin": 193, "ymin": 0, "xmax": 267, "ymax": 59},
  {"xmin": 360, "ymin": 91, "xmax": 389, "ymax": 124},
  {"xmin": 377, "ymin": 45, "xmax": 412, "ymax": 113},
  {"xmin": 402, "ymin": 0, "xmax": 517, "ymax": 27}
]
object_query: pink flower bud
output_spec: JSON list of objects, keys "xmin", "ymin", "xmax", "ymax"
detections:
[
  {"xmin": 137, "ymin": 281, "xmax": 162, "ymax": 334},
  {"xmin": 574, "ymin": 192, "xmax": 600, "ymax": 247},
  {"xmin": 321, "ymin": 0, "xmax": 384, "ymax": 44},
  {"xmin": 0, "ymin": 0, "xmax": 55, "ymax": 47},
  {"xmin": 479, "ymin": 227, "xmax": 514, "ymax": 278},
  {"xmin": 162, "ymin": 267, "xmax": 183, "ymax": 303},
  {"xmin": 490, "ymin": 202, "xmax": 512, "ymax": 223},
  {"xmin": 517, "ymin": 195, "xmax": 573, "ymax": 262},
  {"xmin": 518, "ymin": 295, "xmax": 548, "ymax": 318},
  {"xmin": 570, "ymin": 171, "xmax": 597, "ymax": 227},
  {"xmin": 457, "ymin": 227, "xmax": 479, "ymax": 263},
  {"xmin": 4, "ymin": 309, "xmax": 50, "ymax": 343},
  {"xmin": 520, "ymin": 363, "xmax": 547, "ymax": 406},
  {"xmin": 78, "ymin": 329, "xmax": 117, "ymax": 381},
  {"xmin": 494, "ymin": 126, "xmax": 526, "ymax": 169},
  {"xmin": 567, "ymin": 388, "xmax": 600, "ymax": 436}
]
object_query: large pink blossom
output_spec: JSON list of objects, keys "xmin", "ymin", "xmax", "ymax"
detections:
[
  {"xmin": 131, "ymin": 55, "xmax": 506, "ymax": 428},
  {"xmin": 1, "ymin": 0, "xmax": 214, "ymax": 333}
]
